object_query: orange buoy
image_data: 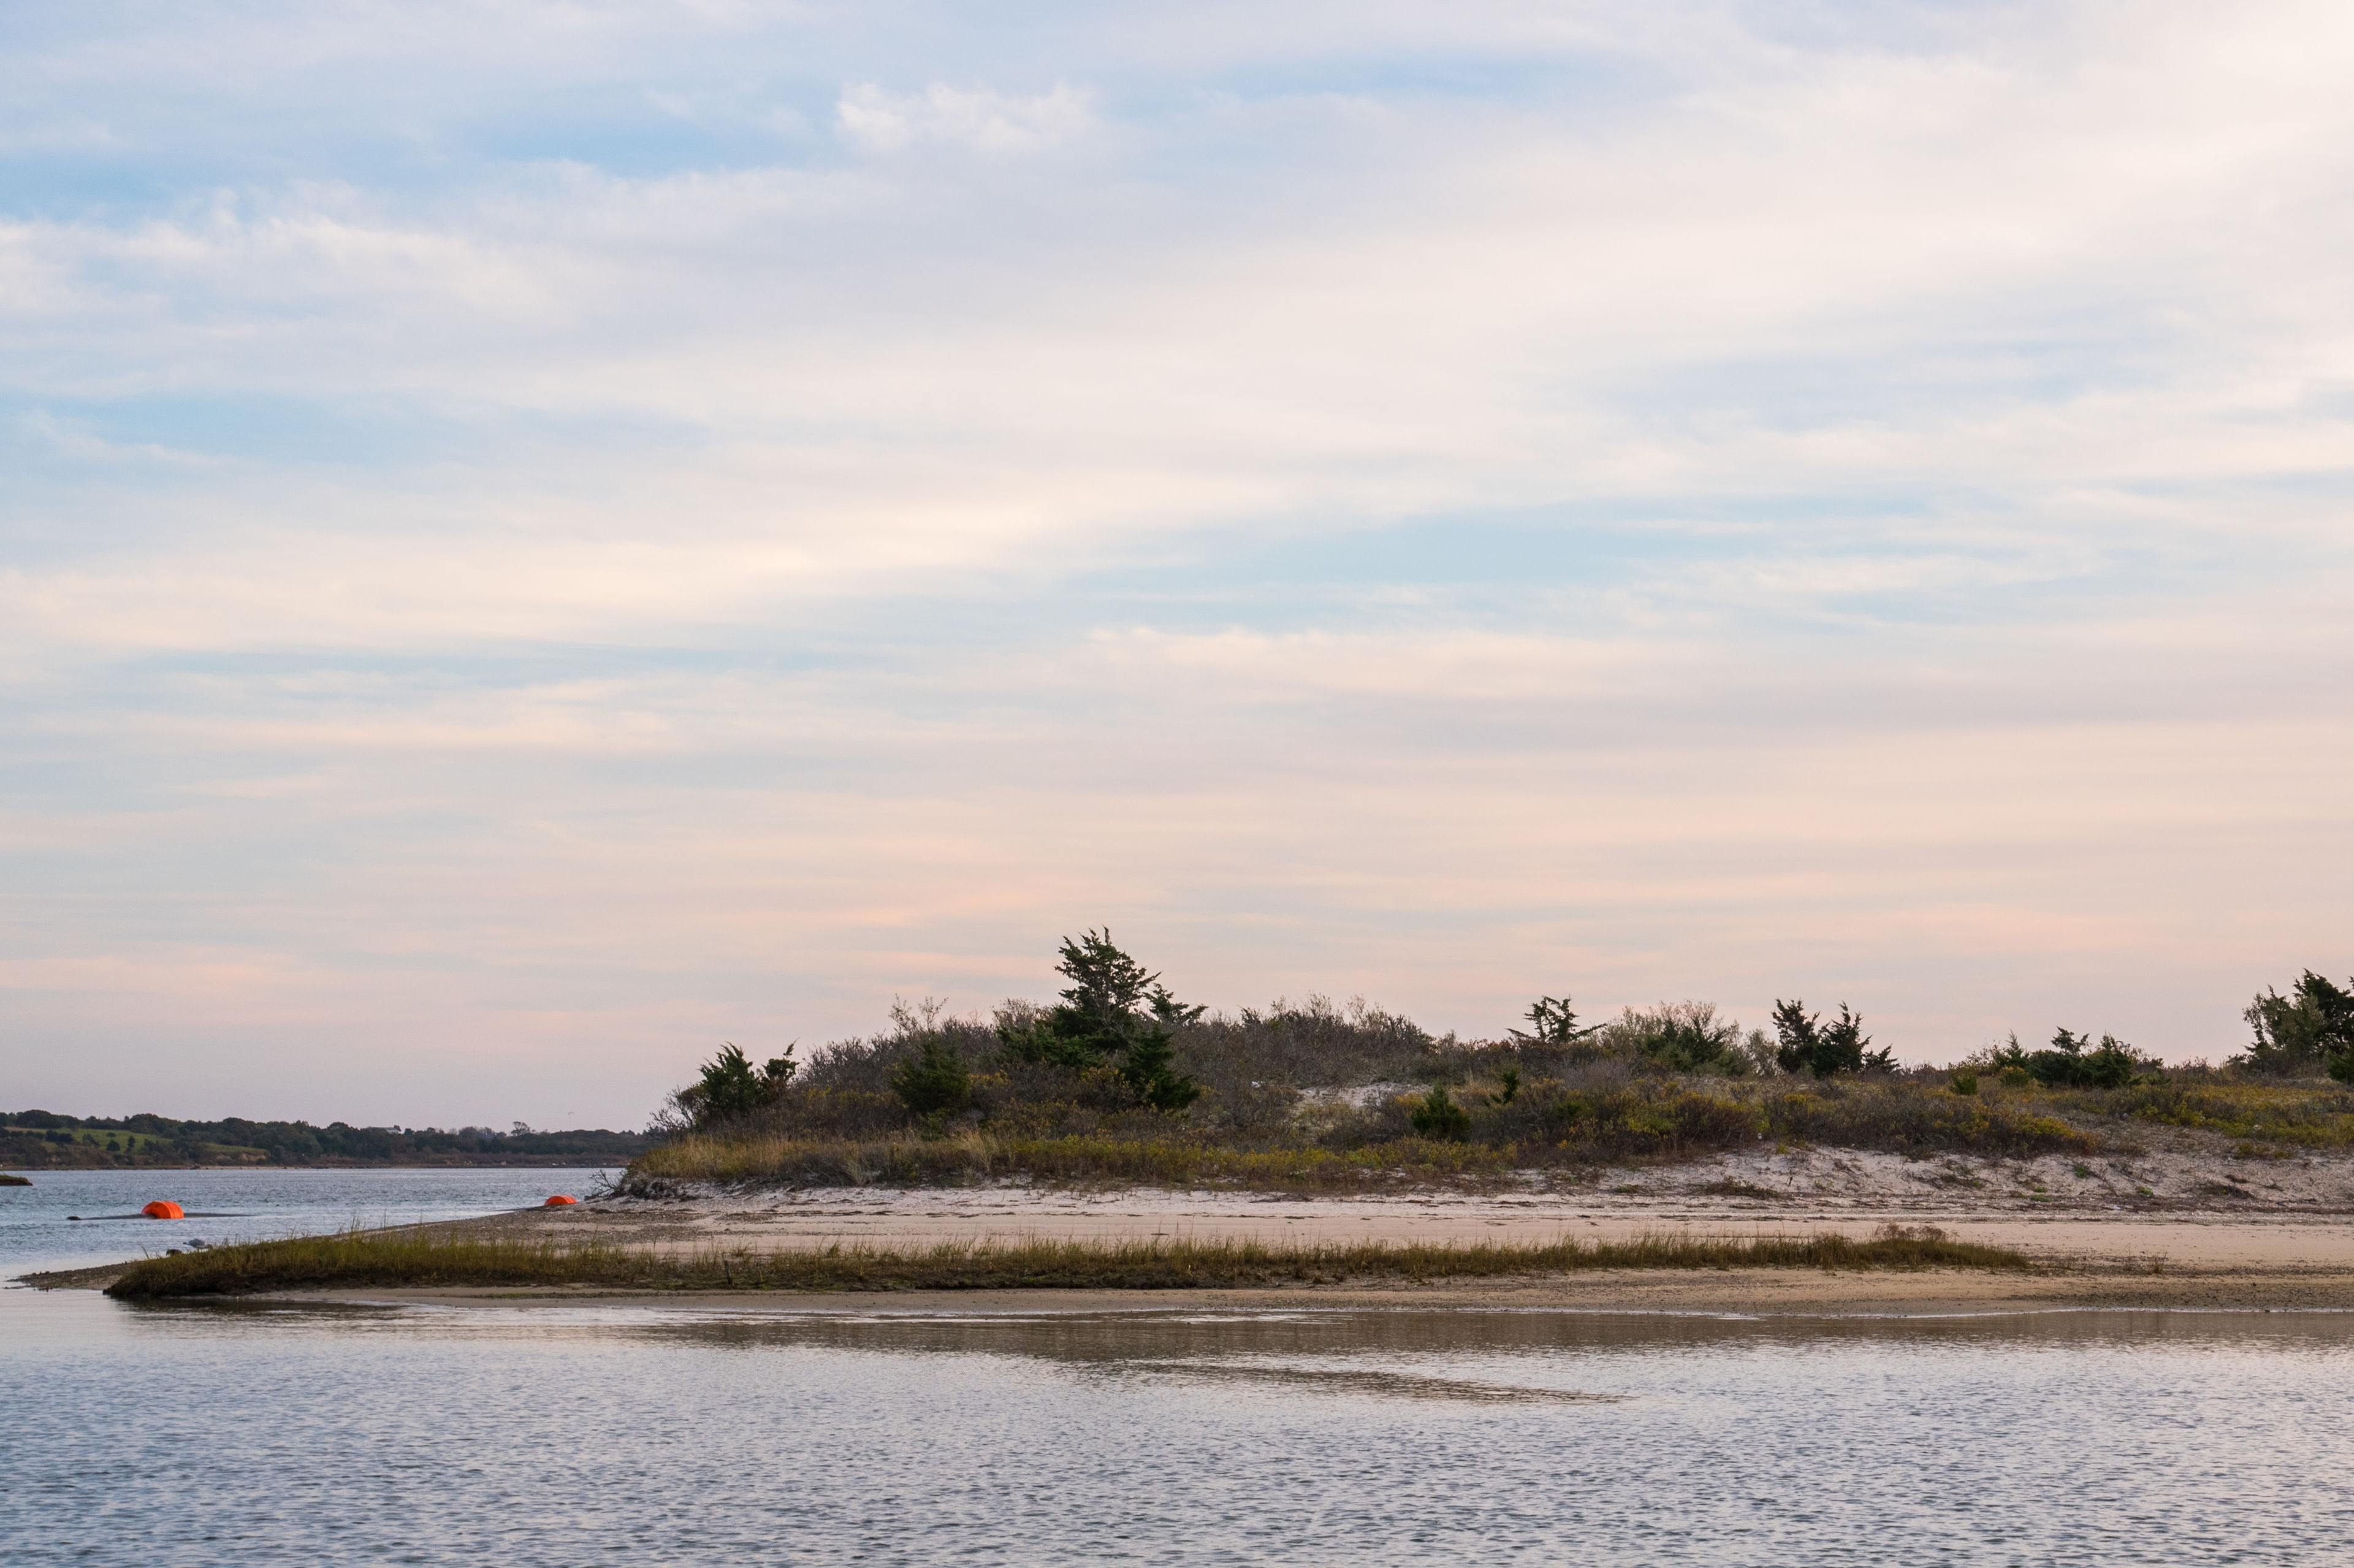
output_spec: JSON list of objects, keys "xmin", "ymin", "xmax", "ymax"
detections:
[
  {"xmin": 543, "ymin": 1194, "xmax": 578, "ymax": 1206},
  {"xmin": 142, "ymin": 1200, "xmax": 185, "ymax": 1219}
]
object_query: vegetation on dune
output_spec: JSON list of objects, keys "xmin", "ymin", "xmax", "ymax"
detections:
[
  {"xmin": 629, "ymin": 1075, "xmax": 2100, "ymax": 1192},
  {"xmin": 630, "ymin": 938, "xmax": 2352, "ymax": 1192},
  {"xmin": 104, "ymin": 1222, "xmax": 2031, "ymax": 1299}
]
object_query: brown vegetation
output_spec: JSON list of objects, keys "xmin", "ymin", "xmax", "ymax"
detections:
[{"xmin": 104, "ymin": 1223, "xmax": 2031, "ymax": 1299}]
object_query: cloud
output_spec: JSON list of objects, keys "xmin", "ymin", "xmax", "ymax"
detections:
[
  {"xmin": 4, "ymin": 0, "xmax": 2354, "ymax": 1119},
  {"xmin": 835, "ymin": 82, "xmax": 1096, "ymax": 153}
]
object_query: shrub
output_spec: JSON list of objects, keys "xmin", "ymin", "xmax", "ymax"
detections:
[
  {"xmin": 1605, "ymin": 1002, "xmax": 1752, "ymax": 1075},
  {"xmin": 1118, "ymin": 1028, "xmax": 1202, "ymax": 1112},
  {"xmin": 891, "ymin": 1038, "xmax": 973, "ymax": 1119},
  {"xmin": 1409, "ymin": 1084, "xmax": 1472, "ymax": 1141},
  {"xmin": 1548, "ymin": 1084, "xmax": 1765, "ymax": 1159},
  {"xmin": 1764, "ymin": 1080, "xmax": 2095, "ymax": 1155},
  {"xmin": 680, "ymin": 1044, "xmax": 797, "ymax": 1126},
  {"xmin": 1949, "ymin": 1071, "xmax": 1978, "ymax": 1097},
  {"xmin": 2020, "ymin": 1029, "xmax": 2152, "ymax": 1089}
]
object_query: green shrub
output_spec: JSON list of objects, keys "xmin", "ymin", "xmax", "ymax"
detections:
[
  {"xmin": 1607, "ymin": 1003, "xmax": 1752, "ymax": 1075},
  {"xmin": 890, "ymin": 1038, "xmax": 973, "ymax": 1119},
  {"xmin": 1949, "ymin": 1071, "xmax": 1978, "ymax": 1097},
  {"xmin": 682, "ymin": 1043, "xmax": 798, "ymax": 1125},
  {"xmin": 2019, "ymin": 1029, "xmax": 2150, "ymax": 1089},
  {"xmin": 1118, "ymin": 1029, "xmax": 1202, "ymax": 1112},
  {"xmin": 1409, "ymin": 1084, "xmax": 1473, "ymax": 1141}
]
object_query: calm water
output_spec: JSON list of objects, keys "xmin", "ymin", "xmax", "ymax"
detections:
[
  {"xmin": 6, "ymin": 1171, "xmax": 2353, "ymax": 1565},
  {"xmin": 0, "ymin": 1166, "xmax": 616, "ymax": 1278}
]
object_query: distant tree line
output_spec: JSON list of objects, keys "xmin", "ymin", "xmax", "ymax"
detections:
[{"xmin": 0, "ymin": 1110, "xmax": 649, "ymax": 1170}]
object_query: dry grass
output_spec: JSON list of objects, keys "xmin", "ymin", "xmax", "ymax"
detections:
[
  {"xmin": 105, "ymin": 1224, "xmax": 2030, "ymax": 1299},
  {"xmin": 627, "ymin": 1130, "xmax": 1518, "ymax": 1192}
]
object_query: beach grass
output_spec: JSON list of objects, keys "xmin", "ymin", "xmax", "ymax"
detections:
[
  {"xmin": 104, "ymin": 1222, "xmax": 2030, "ymax": 1298},
  {"xmin": 626, "ymin": 1130, "xmax": 1519, "ymax": 1193}
]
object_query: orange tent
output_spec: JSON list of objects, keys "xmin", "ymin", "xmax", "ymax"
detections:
[
  {"xmin": 142, "ymin": 1200, "xmax": 184, "ymax": 1219},
  {"xmin": 543, "ymin": 1195, "xmax": 579, "ymax": 1206}
]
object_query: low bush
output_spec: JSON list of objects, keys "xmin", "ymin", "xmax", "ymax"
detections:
[
  {"xmin": 1762, "ymin": 1081, "xmax": 2098, "ymax": 1157},
  {"xmin": 1409, "ymin": 1084, "xmax": 1473, "ymax": 1141},
  {"xmin": 2053, "ymin": 1081, "xmax": 2354, "ymax": 1148},
  {"xmin": 891, "ymin": 1038, "xmax": 973, "ymax": 1120}
]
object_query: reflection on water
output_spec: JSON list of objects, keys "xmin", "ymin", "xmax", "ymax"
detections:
[{"xmin": 6, "ymin": 1296, "xmax": 2353, "ymax": 1565}]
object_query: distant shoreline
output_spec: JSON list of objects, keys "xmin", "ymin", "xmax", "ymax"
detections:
[{"xmin": 1, "ymin": 1158, "xmax": 619, "ymax": 1173}]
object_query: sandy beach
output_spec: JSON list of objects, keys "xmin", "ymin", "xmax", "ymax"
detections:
[{"xmin": 40, "ymin": 1144, "xmax": 2354, "ymax": 1313}]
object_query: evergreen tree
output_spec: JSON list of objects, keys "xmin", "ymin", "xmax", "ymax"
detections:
[
  {"xmin": 1510, "ymin": 995, "xmax": 1591, "ymax": 1048},
  {"xmin": 1772, "ymin": 1000, "xmax": 1820, "ymax": 1076},
  {"xmin": 1119, "ymin": 1028, "xmax": 1202, "ymax": 1111},
  {"xmin": 2242, "ymin": 971, "xmax": 2354, "ymax": 1078},
  {"xmin": 689, "ymin": 1043, "xmax": 798, "ymax": 1124},
  {"xmin": 998, "ymin": 929, "xmax": 1203, "ymax": 1109},
  {"xmin": 1816, "ymin": 1005, "xmax": 1870, "ymax": 1076},
  {"xmin": 1774, "ymin": 1000, "xmax": 1872, "ymax": 1078},
  {"xmin": 1409, "ymin": 1083, "xmax": 1472, "ymax": 1141}
]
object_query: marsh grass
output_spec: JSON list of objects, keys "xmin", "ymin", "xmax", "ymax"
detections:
[{"xmin": 104, "ymin": 1222, "xmax": 2032, "ymax": 1299}]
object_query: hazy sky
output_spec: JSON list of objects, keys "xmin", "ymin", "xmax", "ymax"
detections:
[{"xmin": 4, "ymin": 1, "xmax": 2350, "ymax": 1127}]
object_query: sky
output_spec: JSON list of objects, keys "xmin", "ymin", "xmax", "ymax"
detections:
[{"xmin": 3, "ymin": 0, "xmax": 2350, "ymax": 1128}]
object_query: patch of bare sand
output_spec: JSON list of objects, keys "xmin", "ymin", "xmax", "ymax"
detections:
[{"xmin": 34, "ymin": 1147, "xmax": 2354, "ymax": 1309}]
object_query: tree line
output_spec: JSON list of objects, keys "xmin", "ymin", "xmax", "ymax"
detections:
[{"xmin": 2, "ymin": 1111, "xmax": 649, "ymax": 1169}]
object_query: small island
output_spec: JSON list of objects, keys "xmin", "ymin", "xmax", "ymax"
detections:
[{"xmin": 52, "ymin": 935, "xmax": 2354, "ymax": 1314}]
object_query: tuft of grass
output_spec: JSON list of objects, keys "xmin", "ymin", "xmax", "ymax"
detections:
[{"xmin": 105, "ymin": 1223, "xmax": 2033, "ymax": 1300}]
